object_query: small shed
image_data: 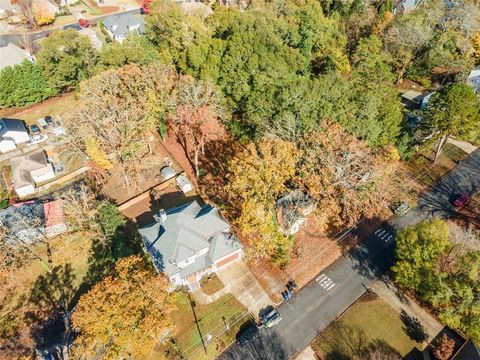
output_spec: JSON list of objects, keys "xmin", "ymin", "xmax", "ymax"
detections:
[
  {"xmin": 161, "ymin": 166, "xmax": 176, "ymax": 180},
  {"xmin": 176, "ymin": 175, "xmax": 193, "ymax": 193}
]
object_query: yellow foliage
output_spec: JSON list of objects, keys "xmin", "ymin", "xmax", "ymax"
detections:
[
  {"xmin": 85, "ymin": 137, "xmax": 114, "ymax": 170},
  {"xmin": 72, "ymin": 256, "xmax": 175, "ymax": 359},
  {"xmin": 373, "ymin": 11, "xmax": 394, "ymax": 34},
  {"xmin": 32, "ymin": 0, "xmax": 55, "ymax": 26},
  {"xmin": 472, "ymin": 32, "xmax": 480, "ymax": 60}
]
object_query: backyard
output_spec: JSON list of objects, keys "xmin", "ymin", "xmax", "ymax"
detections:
[
  {"xmin": 0, "ymin": 93, "xmax": 77, "ymax": 126},
  {"xmin": 165, "ymin": 291, "xmax": 249, "ymax": 360},
  {"xmin": 312, "ymin": 293, "xmax": 428, "ymax": 360}
]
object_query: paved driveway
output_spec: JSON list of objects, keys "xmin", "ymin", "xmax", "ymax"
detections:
[
  {"xmin": 216, "ymin": 261, "xmax": 272, "ymax": 319},
  {"xmin": 219, "ymin": 149, "xmax": 480, "ymax": 360}
]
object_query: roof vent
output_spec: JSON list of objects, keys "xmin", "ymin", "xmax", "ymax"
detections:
[{"xmin": 159, "ymin": 209, "xmax": 167, "ymax": 222}]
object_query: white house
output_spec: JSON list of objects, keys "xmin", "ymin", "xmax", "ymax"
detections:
[
  {"xmin": 138, "ymin": 201, "xmax": 243, "ymax": 291},
  {"xmin": 10, "ymin": 150, "xmax": 55, "ymax": 197},
  {"xmin": 0, "ymin": 118, "xmax": 30, "ymax": 153}
]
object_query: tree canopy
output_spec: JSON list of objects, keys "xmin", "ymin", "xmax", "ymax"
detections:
[
  {"xmin": 72, "ymin": 256, "xmax": 175, "ymax": 359},
  {"xmin": 36, "ymin": 29, "xmax": 98, "ymax": 91}
]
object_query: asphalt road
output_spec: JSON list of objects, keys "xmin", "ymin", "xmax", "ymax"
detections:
[
  {"xmin": 219, "ymin": 148, "xmax": 480, "ymax": 360},
  {"xmin": 0, "ymin": 8, "xmax": 141, "ymax": 45}
]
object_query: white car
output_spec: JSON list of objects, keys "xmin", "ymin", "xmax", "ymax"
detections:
[{"xmin": 26, "ymin": 134, "xmax": 48, "ymax": 146}]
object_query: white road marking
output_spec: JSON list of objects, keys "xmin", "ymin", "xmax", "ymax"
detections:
[{"xmin": 316, "ymin": 273, "xmax": 336, "ymax": 292}]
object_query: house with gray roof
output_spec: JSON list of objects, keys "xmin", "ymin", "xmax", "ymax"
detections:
[
  {"xmin": 102, "ymin": 13, "xmax": 145, "ymax": 43},
  {"xmin": 0, "ymin": 43, "xmax": 34, "ymax": 71},
  {"xmin": 138, "ymin": 201, "xmax": 242, "ymax": 291}
]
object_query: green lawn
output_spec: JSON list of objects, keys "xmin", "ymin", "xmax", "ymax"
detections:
[
  {"xmin": 200, "ymin": 274, "xmax": 225, "ymax": 295},
  {"xmin": 169, "ymin": 291, "xmax": 249, "ymax": 360},
  {"xmin": 312, "ymin": 295, "xmax": 424, "ymax": 360},
  {"xmin": 0, "ymin": 93, "xmax": 77, "ymax": 125}
]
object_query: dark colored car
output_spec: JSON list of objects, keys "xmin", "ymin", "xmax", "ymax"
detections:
[
  {"xmin": 452, "ymin": 194, "xmax": 470, "ymax": 208},
  {"xmin": 30, "ymin": 124, "xmax": 41, "ymax": 135},
  {"xmin": 236, "ymin": 325, "xmax": 259, "ymax": 346},
  {"xmin": 44, "ymin": 115, "xmax": 53, "ymax": 125},
  {"xmin": 261, "ymin": 308, "xmax": 282, "ymax": 328}
]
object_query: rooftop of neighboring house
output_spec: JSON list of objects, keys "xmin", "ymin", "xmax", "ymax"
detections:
[
  {"xmin": 0, "ymin": 200, "xmax": 67, "ymax": 243},
  {"xmin": 468, "ymin": 65, "xmax": 480, "ymax": 92},
  {"xmin": 138, "ymin": 201, "xmax": 241, "ymax": 279},
  {"xmin": 0, "ymin": 118, "xmax": 28, "ymax": 137},
  {"xmin": 453, "ymin": 340, "xmax": 480, "ymax": 360},
  {"xmin": 0, "ymin": 0, "xmax": 16, "ymax": 12},
  {"xmin": 10, "ymin": 150, "xmax": 51, "ymax": 189},
  {"xmin": 43, "ymin": 199, "xmax": 65, "ymax": 228},
  {"xmin": 0, "ymin": 43, "xmax": 33, "ymax": 71},
  {"xmin": 102, "ymin": 13, "xmax": 145, "ymax": 38}
]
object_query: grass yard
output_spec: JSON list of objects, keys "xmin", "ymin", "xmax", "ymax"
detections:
[
  {"xmin": 0, "ymin": 93, "xmax": 77, "ymax": 126},
  {"xmin": 200, "ymin": 274, "xmax": 225, "ymax": 295},
  {"xmin": 312, "ymin": 294, "xmax": 425, "ymax": 360},
  {"xmin": 408, "ymin": 142, "xmax": 469, "ymax": 189},
  {"xmin": 0, "ymin": 232, "xmax": 92, "ymax": 343},
  {"xmin": 168, "ymin": 291, "xmax": 249, "ymax": 360}
]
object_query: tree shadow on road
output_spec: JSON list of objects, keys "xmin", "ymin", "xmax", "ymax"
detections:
[
  {"xmin": 342, "ymin": 219, "xmax": 396, "ymax": 282},
  {"xmin": 222, "ymin": 330, "xmax": 291, "ymax": 360}
]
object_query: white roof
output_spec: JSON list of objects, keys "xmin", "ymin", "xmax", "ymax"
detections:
[
  {"xmin": 161, "ymin": 166, "xmax": 176, "ymax": 179},
  {"xmin": 0, "ymin": 43, "xmax": 33, "ymax": 70}
]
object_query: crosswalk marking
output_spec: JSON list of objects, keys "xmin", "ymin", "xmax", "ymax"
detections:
[
  {"xmin": 375, "ymin": 228, "xmax": 394, "ymax": 243},
  {"xmin": 316, "ymin": 273, "xmax": 336, "ymax": 292}
]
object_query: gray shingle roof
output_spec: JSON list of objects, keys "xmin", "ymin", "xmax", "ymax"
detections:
[
  {"xmin": 0, "ymin": 43, "xmax": 33, "ymax": 70},
  {"xmin": 102, "ymin": 13, "xmax": 145, "ymax": 38},
  {"xmin": 138, "ymin": 201, "xmax": 240, "ymax": 279}
]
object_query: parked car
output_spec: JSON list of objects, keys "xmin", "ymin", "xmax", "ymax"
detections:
[
  {"xmin": 44, "ymin": 115, "xmax": 53, "ymax": 126},
  {"xmin": 394, "ymin": 202, "xmax": 411, "ymax": 216},
  {"xmin": 78, "ymin": 18, "xmax": 89, "ymax": 28},
  {"xmin": 26, "ymin": 134, "xmax": 48, "ymax": 147},
  {"xmin": 38, "ymin": 117, "xmax": 48, "ymax": 129},
  {"xmin": 452, "ymin": 194, "xmax": 470, "ymax": 208},
  {"xmin": 282, "ymin": 290, "xmax": 292, "ymax": 301},
  {"xmin": 260, "ymin": 308, "xmax": 282, "ymax": 328},
  {"xmin": 30, "ymin": 124, "xmax": 41, "ymax": 135},
  {"xmin": 236, "ymin": 325, "xmax": 259, "ymax": 346}
]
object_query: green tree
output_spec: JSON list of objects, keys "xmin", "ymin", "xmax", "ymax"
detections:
[
  {"xmin": 0, "ymin": 60, "xmax": 57, "ymax": 107},
  {"xmin": 392, "ymin": 219, "xmax": 450, "ymax": 293},
  {"xmin": 146, "ymin": 0, "xmax": 186, "ymax": 64},
  {"xmin": 99, "ymin": 35, "xmax": 158, "ymax": 69},
  {"xmin": 422, "ymin": 83, "xmax": 480, "ymax": 162},
  {"xmin": 36, "ymin": 29, "xmax": 98, "ymax": 91},
  {"xmin": 348, "ymin": 35, "xmax": 404, "ymax": 148}
]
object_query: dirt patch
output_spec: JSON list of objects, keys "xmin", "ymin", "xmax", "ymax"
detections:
[
  {"xmin": 101, "ymin": 135, "xmax": 184, "ymax": 205},
  {"xmin": 99, "ymin": 5, "xmax": 119, "ymax": 13}
]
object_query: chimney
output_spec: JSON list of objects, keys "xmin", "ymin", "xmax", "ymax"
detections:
[{"xmin": 159, "ymin": 209, "xmax": 167, "ymax": 222}]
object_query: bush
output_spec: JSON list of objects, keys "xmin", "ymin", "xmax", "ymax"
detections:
[{"xmin": 0, "ymin": 60, "xmax": 57, "ymax": 108}]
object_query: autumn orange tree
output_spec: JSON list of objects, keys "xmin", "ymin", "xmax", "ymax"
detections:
[
  {"xmin": 69, "ymin": 63, "xmax": 177, "ymax": 187},
  {"xmin": 167, "ymin": 76, "xmax": 226, "ymax": 177},
  {"xmin": 227, "ymin": 139, "xmax": 299, "ymax": 266},
  {"xmin": 71, "ymin": 256, "xmax": 175, "ymax": 359},
  {"xmin": 297, "ymin": 123, "xmax": 396, "ymax": 229}
]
